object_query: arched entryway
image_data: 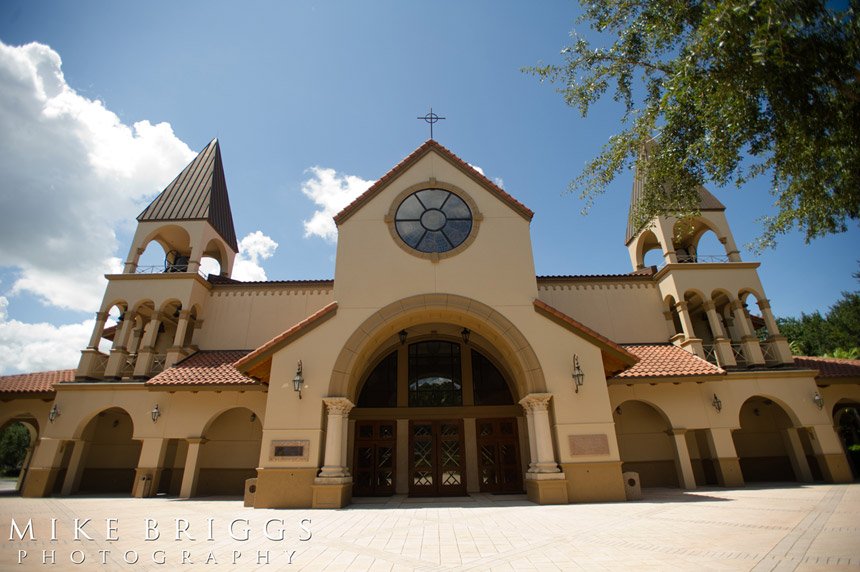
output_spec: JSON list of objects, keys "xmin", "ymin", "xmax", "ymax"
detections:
[
  {"xmin": 195, "ymin": 407, "xmax": 262, "ymax": 496},
  {"xmin": 733, "ymin": 397, "xmax": 811, "ymax": 483},
  {"xmin": 71, "ymin": 408, "xmax": 142, "ymax": 494},
  {"xmin": 614, "ymin": 400, "xmax": 682, "ymax": 488},
  {"xmin": 350, "ymin": 325, "xmax": 525, "ymax": 497},
  {"xmin": 0, "ymin": 418, "xmax": 38, "ymax": 494},
  {"xmin": 833, "ymin": 401, "xmax": 860, "ymax": 480}
]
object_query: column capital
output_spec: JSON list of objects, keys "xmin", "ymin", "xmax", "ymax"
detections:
[
  {"xmin": 186, "ymin": 437, "xmax": 208, "ymax": 445},
  {"xmin": 675, "ymin": 300, "xmax": 689, "ymax": 312},
  {"xmin": 662, "ymin": 310, "xmax": 674, "ymax": 320},
  {"xmin": 177, "ymin": 309, "xmax": 192, "ymax": 320},
  {"xmin": 756, "ymin": 298, "xmax": 771, "ymax": 310},
  {"xmin": 323, "ymin": 397, "xmax": 355, "ymax": 416},
  {"xmin": 730, "ymin": 299, "xmax": 745, "ymax": 311},
  {"xmin": 701, "ymin": 300, "xmax": 716, "ymax": 312},
  {"xmin": 667, "ymin": 427, "xmax": 688, "ymax": 436},
  {"xmin": 95, "ymin": 311, "xmax": 109, "ymax": 321},
  {"xmin": 519, "ymin": 393, "xmax": 553, "ymax": 412}
]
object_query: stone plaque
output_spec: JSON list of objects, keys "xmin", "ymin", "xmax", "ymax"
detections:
[
  {"xmin": 568, "ymin": 434, "xmax": 610, "ymax": 456},
  {"xmin": 270, "ymin": 440, "xmax": 309, "ymax": 461}
]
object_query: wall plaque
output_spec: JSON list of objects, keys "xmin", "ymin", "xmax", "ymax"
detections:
[
  {"xmin": 270, "ymin": 440, "xmax": 309, "ymax": 462},
  {"xmin": 568, "ymin": 434, "xmax": 610, "ymax": 456}
]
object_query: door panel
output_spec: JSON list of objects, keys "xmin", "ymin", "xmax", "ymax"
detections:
[
  {"xmin": 476, "ymin": 418, "xmax": 523, "ymax": 493},
  {"xmin": 353, "ymin": 421, "xmax": 396, "ymax": 496},
  {"xmin": 409, "ymin": 420, "xmax": 466, "ymax": 496}
]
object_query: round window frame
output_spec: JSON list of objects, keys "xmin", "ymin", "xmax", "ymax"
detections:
[{"xmin": 386, "ymin": 180, "xmax": 483, "ymax": 261}]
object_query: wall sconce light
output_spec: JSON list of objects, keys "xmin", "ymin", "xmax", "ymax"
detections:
[
  {"xmin": 250, "ymin": 413, "xmax": 257, "ymax": 423},
  {"xmin": 150, "ymin": 404, "xmax": 161, "ymax": 423},
  {"xmin": 711, "ymin": 394, "xmax": 722, "ymax": 413},
  {"xmin": 812, "ymin": 392, "xmax": 824, "ymax": 410},
  {"xmin": 461, "ymin": 328, "xmax": 471, "ymax": 345},
  {"xmin": 572, "ymin": 354, "xmax": 584, "ymax": 393},
  {"xmin": 398, "ymin": 330, "xmax": 408, "ymax": 345},
  {"xmin": 614, "ymin": 406, "xmax": 622, "ymax": 415},
  {"xmin": 293, "ymin": 360, "xmax": 304, "ymax": 399},
  {"xmin": 48, "ymin": 403, "xmax": 60, "ymax": 423}
]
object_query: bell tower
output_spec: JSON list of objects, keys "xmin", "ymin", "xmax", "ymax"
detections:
[
  {"xmin": 624, "ymin": 145, "xmax": 793, "ymax": 370},
  {"xmin": 77, "ymin": 139, "xmax": 239, "ymax": 380}
]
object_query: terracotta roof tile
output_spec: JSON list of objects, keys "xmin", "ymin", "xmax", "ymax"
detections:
[
  {"xmin": 334, "ymin": 140, "xmax": 534, "ymax": 225},
  {"xmin": 234, "ymin": 301, "xmax": 339, "ymax": 371},
  {"xmin": 793, "ymin": 356, "xmax": 860, "ymax": 378},
  {"xmin": 614, "ymin": 344, "xmax": 725, "ymax": 379},
  {"xmin": 145, "ymin": 350, "xmax": 254, "ymax": 386},
  {"xmin": 0, "ymin": 369, "xmax": 75, "ymax": 393}
]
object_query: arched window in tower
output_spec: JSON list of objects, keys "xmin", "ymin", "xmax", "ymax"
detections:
[
  {"xmin": 408, "ymin": 341, "xmax": 462, "ymax": 407},
  {"xmin": 357, "ymin": 351, "xmax": 398, "ymax": 408},
  {"xmin": 471, "ymin": 350, "xmax": 514, "ymax": 405}
]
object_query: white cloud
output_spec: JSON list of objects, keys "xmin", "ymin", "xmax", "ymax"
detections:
[
  {"xmin": 468, "ymin": 163, "xmax": 485, "ymax": 176},
  {"xmin": 231, "ymin": 231, "xmax": 279, "ymax": 282},
  {"xmin": 0, "ymin": 296, "xmax": 93, "ymax": 374},
  {"xmin": 301, "ymin": 166, "xmax": 374, "ymax": 242},
  {"xmin": 0, "ymin": 41, "xmax": 195, "ymax": 312}
]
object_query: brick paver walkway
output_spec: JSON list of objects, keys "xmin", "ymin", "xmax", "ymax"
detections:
[{"xmin": 1, "ymin": 484, "xmax": 858, "ymax": 570}]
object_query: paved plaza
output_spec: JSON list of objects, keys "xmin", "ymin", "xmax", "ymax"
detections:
[{"xmin": 1, "ymin": 484, "xmax": 859, "ymax": 571}]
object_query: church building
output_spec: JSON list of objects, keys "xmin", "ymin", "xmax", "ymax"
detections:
[{"xmin": 1, "ymin": 139, "xmax": 858, "ymax": 508}]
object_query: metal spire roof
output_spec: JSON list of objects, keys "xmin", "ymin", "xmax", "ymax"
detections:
[{"xmin": 137, "ymin": 139, "xmax": 239, "ymax": 252}]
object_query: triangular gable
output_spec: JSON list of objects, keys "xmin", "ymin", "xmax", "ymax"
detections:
[
  {"xmin": 234, "ymin": 302, "xmax": 339, "ymax": 382},
  {"xmin": 533, "ymin": 299, "xmax": 639, "ymax": 377},
  {"xmin": 137, "ymin": 139, "xmax": 239, "ymax": 252},
  {"xmin": 334, "ymin": 140, "xmax": 534, "ymax": 225}
]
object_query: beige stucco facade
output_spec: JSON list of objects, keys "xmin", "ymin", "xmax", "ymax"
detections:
[{"xmin": 1, "ymin": 139, "xmax": 856, "ymax": 509}]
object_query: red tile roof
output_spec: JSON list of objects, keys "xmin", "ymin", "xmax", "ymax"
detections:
[
  {"xmin": 614, "ymin": 344, "xmax": 725, "ymax": 379},
  {"xmin": 145, "ymin": 351, "xmax": 254, "ymax": 386},
  {"xmin": 793, "ymin": 356, "xmax": 860, "ymax": 378},
  {"xmin": 333, "ymin": 140, "xmax": 534, "ymax": 225},
  {"xmin": 0, "ymin": 369, "xmax": 75, "ymax": 393}
]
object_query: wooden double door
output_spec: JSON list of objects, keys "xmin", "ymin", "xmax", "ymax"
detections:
[
  {"xmin": 408, "ymin": 420, "xmax": 467, "ymax": 496},
  {"xmin": 352, "ymin": 417, "xmax": 522, "ymax": 497}
]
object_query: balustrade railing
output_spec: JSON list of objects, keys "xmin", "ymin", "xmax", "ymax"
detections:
[
  {"xmin": 761, "ymin": 342, "xmax": 780, "ymax": 365},
  {"xmin": 702, "ymin": 344, "xmax": 719, "ymax": 366},
  {"xmin": 94, "ymin": 352, "xmax": 109, "ymax": 375},
  {"xmin": 151, "ymin": 354, "xmax": 167, "ymax": 375},
  {"xmin": 133, "ymin": 265, "xmax": 208, "ymax": 279},
  {"xmin": 730, "ymin": 343, "xmax": 747, "ymax": 367},
  {"xmin": 120, "ymin": 355, "xmax": 137, "ymax": 378}
]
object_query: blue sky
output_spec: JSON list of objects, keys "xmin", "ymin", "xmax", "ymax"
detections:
[{"xmin": 0, "ymin": 1, "xmax": 857, "ymax": 373}]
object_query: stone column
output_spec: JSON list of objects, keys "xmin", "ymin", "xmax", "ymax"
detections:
[
  {"xmin": 805, "ymin": 425, "xmax": 853, "ymax": 483},
  {"xmin": 463, "ymin": 418, "xmax": 479, "ymax": 493},
  {"xmin": 519, "ymin": 393, "xmax": 567, "ymax": 505},
  {"xmin": 105, "ymin": 311, "xmax": 137, "ymax": 378},
  {"xmin": 663, "ymin": 310, "xmax": 680, "ymax": 340},
  {"xmin": 133, "ymin": 438, "xmax": 169, "ymax": 498},
  {"xmin": 756, "ymin": 299, "xmax": 794, "ymax": 364},
  {"xmin": 675, "ymin": 301, "xmax": 704, "ymax": 358},
  {"xmin": 668, "ymin": 429, "xmax": 697, "ymax": 489},
  {"xmin": 317, "ymin": 398, "xmax": 355, "ymax": 480},
  {"xmin": 521, "ymin": 403, "xmax": 538, "ymax": 471},
  {"xmin": 87, "ymin": 311, "xmax": 110, "ymax": 349},
  {"xmin": 720, "ymin": 235, "xmax": 742, "ymax": 262},
  {"xmin": 731, "ymin": 300, "xmax": 765, "ymax": 365},
  {"xmin": 179, "ymin": 438, "xmax": 206, "ymax": 498},
  {"xmin": 704, "ymin": 428, "xmax": 744, "ymax": 486},
  {"xmin": 703, "ymin": 300, "xmax": 736, "ymax": 367},
  {"xmin": 781, "ymin": 428, "xmax": 813, "ymax": 483},
  {"xmin": 20, "ymin": 438, "xmax": 64, "ymax": 498},
  {"xmin": 61, "ymin": 439, "xmax": 89, "ymax": 495},
  {"xmin": 655, "ymin": 219, "xmax": 678, "ymax": 264},
  {"xmin": 123, "ymin": 247, "xmax": 143, "ymax": 273},
  {"xmin": 134, "ymin": 315, "xmax": 164, "ymax": 377},
  {"xmin": 519, "ymin": 394, "xmax": 560, "ymax": 474},
  {"xmin": 165, "ymin": 310, "xmax": 192, "ymax": 369}
]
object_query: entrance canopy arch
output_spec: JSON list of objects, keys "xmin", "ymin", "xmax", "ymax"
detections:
[{"xmin": 329, "ymin": 294, "xmax": 546, "ymax": 402}]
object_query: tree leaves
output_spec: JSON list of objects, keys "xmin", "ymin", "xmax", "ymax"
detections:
[{"xmin": 527, "ymin": 0, "xmax": 860, "ymax": 248}]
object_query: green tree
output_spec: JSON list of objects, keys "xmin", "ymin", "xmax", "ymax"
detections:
[
  {"xmin": 529, "ymin": 0, "xmax": 859, "ymax": 248},
  {"xmin": 0, "ymin": 423, "xmax": 30, "ymax": 476},
  {"xmin": 777, "ymin": 290, "xmax": 860, "ymax": 356}
]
